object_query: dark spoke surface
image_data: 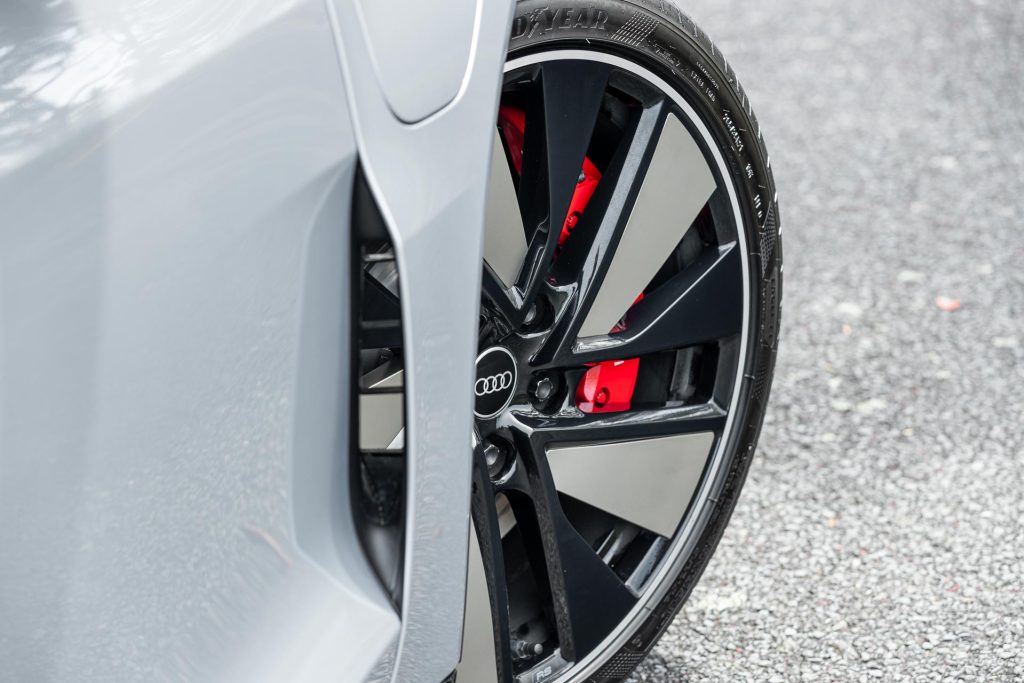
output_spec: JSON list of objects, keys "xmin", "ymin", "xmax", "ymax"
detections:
[
  {"xmin": 513, "ymin": 61, "xmax": 611, "ymax": 322},
  {"xmin": 515, "ymin": 401, "xmax": 727, "ymax": 446},
  {"xmin": 482, "ymin": 262, "xmax": 522, "ymax": 324},
  {"xmin": 470, "ymin": 447, "xmax": 516, "ymax": 683},
  {"xmin": 501, "ymin": 433, "xmax": 638, "ymax": 662},
  {"xmin": 570, "ymin": 242, "xmax": 745, "ymax": 365},
  {"xmin": 360, "ymin": 270, "xmax": 403, "ymax": 348},
  {"xmin": 532, "ymin": 99, "xmax": 668, "ymax": 367}
]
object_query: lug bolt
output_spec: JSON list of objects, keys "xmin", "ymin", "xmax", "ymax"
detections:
[
  {"xmin": 522, "ymin": 295, "xmax": 552, "ymax": 332},
  {"xmin": 483, "ymin": 441, "xmax": 506, "ymax": 480},
  {"xmin": 529, "ymin": 371, "xmax": 563, "ymax": 413},
  {"xmin": 483, "ymin": 442, "xmax": 501, "ymax": 469},
  {"xmin": 523, "ymin": 303, "xmax": 538, "ymax": 326},
  {"xmin": 534, "ymin": 377, "xmax": 554, "ymax": 401},
  {"xmin": 512, "ymin": 639, "xmax": 544, "ymax": 660},
  {"xmin": 483, "ymin": 437, "xmax": 516, "ymax": 480}
]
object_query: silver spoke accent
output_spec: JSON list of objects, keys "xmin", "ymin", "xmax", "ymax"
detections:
[
  {"xmin": 458, "ymin": 524, "xmax": 500, "ymax": 683},
  {"xmin": 358, "ymin": 394, "xmax": 403, "ymax": 450},
  {"xmin": 358, "ymin": 366, "xmax": 403, "ymax": 451},
  {"xmin": 577, "ymin": 114, "xmax": 717, "ymax": 338},
  {"xmin": 545, "ymin": 432, "xmax": 715, "ymax": 538},
  {"xmin": 386, "ymin": 428, "xmax": 405, "ymax": 450},
  {"xmin": 483, "ymin": 131, "xmax": 528, "ymax": 288},
  {"xmin": 496, "ymin": 493, "xmax": 516, "ymax": 538},
  {"xmin": 363, "ymin": 364, "xmax": 403, "ymax": 389}
]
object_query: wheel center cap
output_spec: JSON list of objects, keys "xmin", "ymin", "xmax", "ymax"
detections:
[{"xmin": 474, "ymin": 346, "xmax": 517, "ymax": 419}]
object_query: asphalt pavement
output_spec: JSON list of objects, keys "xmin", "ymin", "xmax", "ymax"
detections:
[{"xmin": 629, "ymin": 0, "xmax": 1024, "ymax": 680}]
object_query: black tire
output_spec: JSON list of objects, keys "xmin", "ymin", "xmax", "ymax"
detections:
[{"xmin": 506, "ymin": 2, "xmax": 782, "ymax": 680}]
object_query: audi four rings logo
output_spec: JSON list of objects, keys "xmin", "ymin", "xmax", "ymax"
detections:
[
  {"xmin": 474, "ymin": 346, "xmax": 517, "ymax": 419},
  {"xmin": 475, "ymin": 371, "xmax": 514, "ymax": 396}
]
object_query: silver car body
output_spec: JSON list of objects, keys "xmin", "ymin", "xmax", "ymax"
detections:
[{"xmin": 0, "ymin": 0, "xmax": 512, "ymax": 680}]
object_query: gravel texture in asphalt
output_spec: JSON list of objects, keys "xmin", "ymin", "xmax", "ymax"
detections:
[{"xmin": 629, "ymin": 1, "xmax": 1024, "ymax": 681}]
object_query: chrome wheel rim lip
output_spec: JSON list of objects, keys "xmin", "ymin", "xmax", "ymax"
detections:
[{"xmin": 482, "ymin": 49, "xmax": 753, "ymax": 683}]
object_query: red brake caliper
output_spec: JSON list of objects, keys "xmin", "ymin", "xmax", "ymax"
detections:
[{"xmin": 498, "ymin": 106, "xmax": 641, "ymax": 414}]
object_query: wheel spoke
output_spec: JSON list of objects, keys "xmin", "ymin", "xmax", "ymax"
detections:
[
  {"xmin": 358, "ymin": 363, "xmax": 404, "ymax": 451},
  {"xmin": 460, "ymin": 527, "xmax": 502, "ymax": 683},
  {"xmin": 460, "ymin": 447, "xmax": 516, "ymax": 683},
  {"xmin": 572, "ymin": 241, "xmax": 745, "ymax": 364},
  {"xmin": 517, "ymin": 401, "xmax": 727, "ymax": 444},
  {"xmin": 513, "ymin": 403, "xmax": 724, "ymax": 541},
  {"xmin": 546, "ymin": 432, "xmax": 714, "ymax": 538},
  {"xmin": 577, "ymin": 112, "xmax": 717, "ymax": 338},
  {"xmin": 515, "ymin": 61, "xmax": 611, "ymax": 316},
  {"xmin": 533, "ymin": 108, "xmax": 724, "ymax": 367},
  {"xmin": 360, "ymin": 267, "xmax": 403, "ymax": 348},
  {"xmin": 504, "ymin": 434, "xmax": 637, "ymax": 662},
  {"xmin": 482, "ymin": 263, "xmax": 522, "ymax": 323}
]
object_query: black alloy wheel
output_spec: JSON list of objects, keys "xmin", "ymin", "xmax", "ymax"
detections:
[{"xmin": 457, "ymin": 3, "xmax": 782, "ymax": 682}]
